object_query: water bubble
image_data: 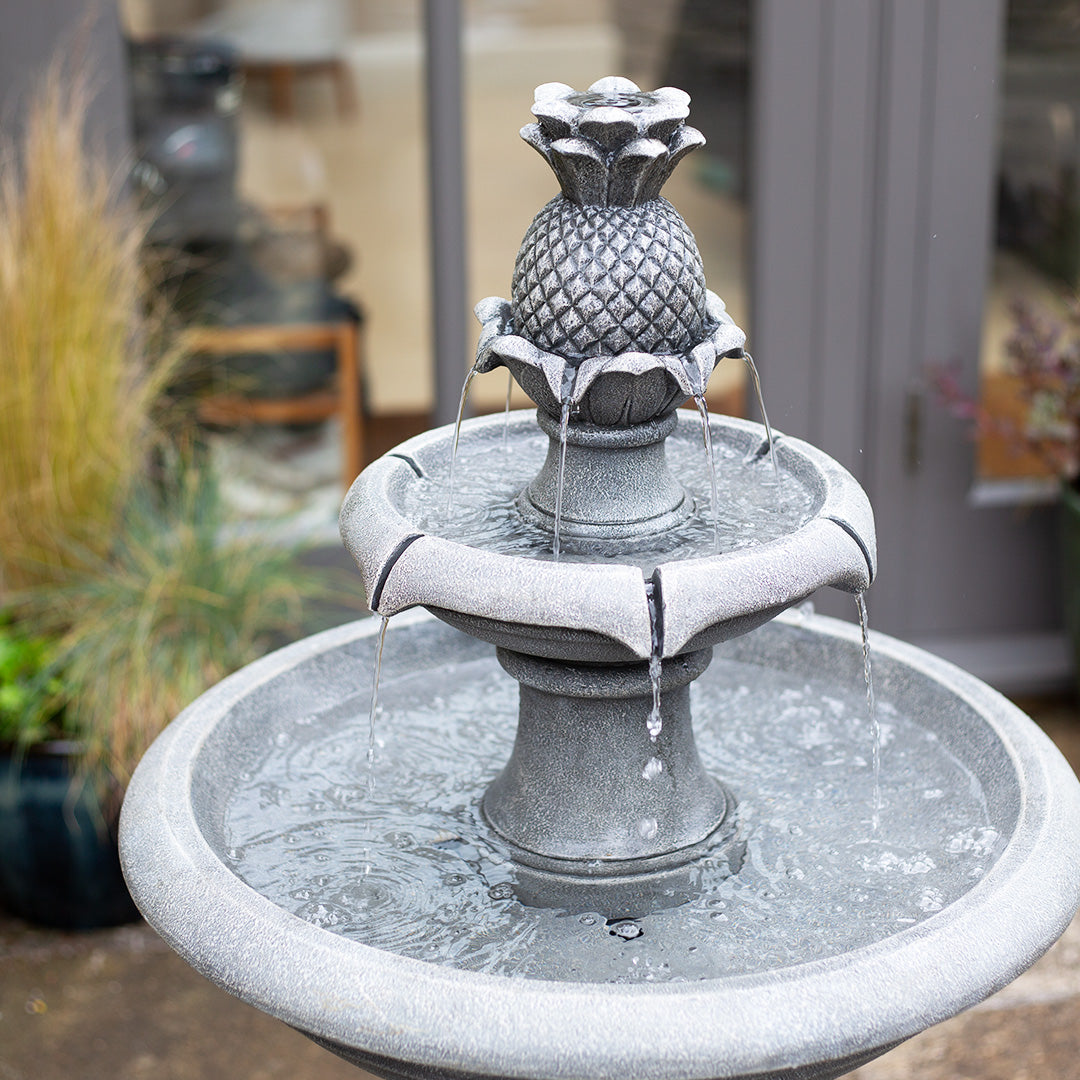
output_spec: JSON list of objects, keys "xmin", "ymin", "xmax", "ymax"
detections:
[
  {"xmin": 579, "ymin": 913, "xmax": 599, "ymax": 926},
  {"xmin": 487, "ymin": 883, "xmax": 514, "ymax": 901},
  {"xmin": 609, "ymin": 920, "xmax": 643, "ymax": 940},
  {"xmin": 862, "ymin": 850, "xmax": 936, "ymax": 875},
  {"xmin": 296, "ymin": 900, "xmax": 351, "ymax": 928},
  {"xmin": 918, "ymin": 889, "xmax": 944, "ymax": 913},
  {"xmin": 944, "ymin": 827, "xmax": 1000, "ymax": 858}
]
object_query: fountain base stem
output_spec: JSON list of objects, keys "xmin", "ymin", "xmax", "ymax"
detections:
[
  {"xmin": 518, "ymin": 411, "xmax": 691, "ymax": 551},
  {"xmin": 484, "ymin": 646, "xmax": 734, "ymax": 875}
]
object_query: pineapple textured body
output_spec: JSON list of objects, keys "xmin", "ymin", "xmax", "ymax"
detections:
[{"xmin": 512, "ymin": 195, "xmax": 709, "ymax": 360}]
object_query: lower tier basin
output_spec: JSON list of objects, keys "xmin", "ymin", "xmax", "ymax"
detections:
[{"xmin": 120, "ymin": 609, "xmax": 1080, "ymax": 1080}]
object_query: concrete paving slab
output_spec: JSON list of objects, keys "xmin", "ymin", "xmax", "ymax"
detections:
[{"xmin": 0, "ymin": 917, "xmax": 369, "ymax": 1080}]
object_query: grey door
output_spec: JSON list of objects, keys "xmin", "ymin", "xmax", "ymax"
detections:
[{"xmin": 750, "ymin": 0, "xmax": 1065, "ymax": 692}]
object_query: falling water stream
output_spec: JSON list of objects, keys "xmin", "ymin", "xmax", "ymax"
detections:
[
  {"xmin": 446, "ymin": 364, "xmax": 481, "ymax": 516},
  {"xmin": 856, "ymin": 593, "xmax": 882, "ymax": 831},
  {"xmin": 692, "ymin": 394, "xmax": 721, "ymax": 554},
  {"xmin": 366, "ymin": 616, "xmax": 391, "ymax": 796},
  {"xmin": 645, "ymin": 581, "xmax": 663, "ymax": 742},
  {"xmin": 503, "ymin": 371, "xmax": 514, "ymax": 454},
  {"xmin": 744, "ymin": 353, "xmax": 778, "ymax": 481},
  {"xmin": 552, "ymin": 399, "xmax": 572, "ymax": 562}
]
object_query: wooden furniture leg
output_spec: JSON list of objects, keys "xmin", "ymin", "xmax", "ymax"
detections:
[{"xmin": 184, "ymin": 319, "xmax": 365, "ymax": 489}]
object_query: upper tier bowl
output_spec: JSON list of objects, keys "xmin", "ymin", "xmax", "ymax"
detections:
[{"xmin": 341, "ymin": 410, "xmax": 876, "ymax": 663}]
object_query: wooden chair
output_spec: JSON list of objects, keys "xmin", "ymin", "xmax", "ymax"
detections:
[{"xmin": 185, "ymin": 319, "xmax": 364, "ymax": 490}]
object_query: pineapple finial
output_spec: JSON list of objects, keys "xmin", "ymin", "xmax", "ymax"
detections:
[
  {"xmin": 473, "ymin": 77, "xmax": 745, "ymax": 426},
  {"xmin": 521, "ymin": 76, "xmax": 706, "ymax": 207}
]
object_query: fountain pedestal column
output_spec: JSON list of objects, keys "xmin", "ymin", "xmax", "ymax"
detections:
[
  {"xmin": 518, "ymin": 411, "xmax": 692, "ymax": 548},
  {"xmin": 485, "ymin": 646, "xmax": 733, "ymax": 876}
]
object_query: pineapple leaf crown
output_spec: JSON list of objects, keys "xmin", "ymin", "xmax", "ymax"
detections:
[{"xmin": 521, "ymin": 76, "xmax": 706, "ymax": 208}]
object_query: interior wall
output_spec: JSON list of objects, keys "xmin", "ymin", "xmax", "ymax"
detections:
[{"xmin": 0, "ymin": 0, "xmax": 132, "ymax": 167}]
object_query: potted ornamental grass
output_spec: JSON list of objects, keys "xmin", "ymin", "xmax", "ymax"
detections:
[
  {"xmin": 0, "ymin": 65, "xmax": 345, "ymax": 928},
  {"xmin": 2, "ymin": 461, "xmax": 340, "ymax": 929},
  {"xmin": 937, "ymin": 295, "xmax": 1080, "ymax": 685}
]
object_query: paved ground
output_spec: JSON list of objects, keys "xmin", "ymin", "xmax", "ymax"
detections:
[{"xmin": 2, "ymin": 698, "xmax": 1079, "ymax": 1080}]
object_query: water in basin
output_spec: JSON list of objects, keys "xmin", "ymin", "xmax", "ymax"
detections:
[
  {"xmin": 398, "ymin": 418, "xmax": 816, "ymax": 569},
  {"xmin": 221, "ymin": 620, "xmax": 1003, "ymax": 985}
]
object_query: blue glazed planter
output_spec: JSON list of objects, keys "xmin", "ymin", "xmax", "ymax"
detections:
[{"xmin": 0, "ymin": 742, "xmax": 138, "ymax": 929}]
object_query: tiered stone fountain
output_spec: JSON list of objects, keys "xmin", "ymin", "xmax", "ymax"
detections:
[{"xmin": 121, "ymin": 79, "xmax": 1080, "ymax": 1080}]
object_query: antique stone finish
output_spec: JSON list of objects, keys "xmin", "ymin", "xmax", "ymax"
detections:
[
  {"xmin": 484, "ymin": 645, "xmax": 730, "ymax": 870},
  {"xmin": 474, "ymin": 77, "xmax": 746, "ymax": 434},
  {"xmin": 514, "ymin": 77, "xmax": 710, "ymax": 360},
  {"xmin": 120, "ymin": 611, "xmax": 1080, "ymax": 1080}
]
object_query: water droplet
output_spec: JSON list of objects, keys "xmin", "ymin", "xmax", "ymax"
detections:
[
  {"xmin": 579, "ymin": 913, "xmax": 599, "ymax": 926},
  {"xmin": 642, "ymin": 756, "xmax": 663, "ymax": 781},
  {"xmin": 638, "ymin": 817, "xmax": 659, "ymax": 840},
  {"xmin": 609, "ymin": 920, "xmax": 643, "ymax": 940}
]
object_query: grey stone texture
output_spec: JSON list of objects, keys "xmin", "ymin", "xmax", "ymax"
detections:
[
  {"xmin": 9, "ymin": 815, "xmax": 1080, "ymax": 1078},
  {"xmin": 340, "ymin": 411, "xmax": 875, "ymax": 661},
  {"xmin": 120, "ymin": 611, "xmax": 1080, "ymax": 1080}
]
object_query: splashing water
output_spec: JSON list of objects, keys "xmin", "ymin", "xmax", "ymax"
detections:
[
  {"xmin": 446, "ymin": 364, "xmax": 481, "ymax": 516},
  {"xmin": 856, "ymin": 593, "xmax": 882, "ymax": 831},
  {"xmin": 744, "ymin": 353, "xmax": 778, "ymax": 482},
  {"xmin": 693, "ymin": 394, "xmax": 721, "ymax": 555}
]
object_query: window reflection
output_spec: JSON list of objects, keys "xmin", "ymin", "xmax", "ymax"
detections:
[
  {"xmin": 981, "ymin": 0, "xmax": 1080, "ymax": 482},
  {"xmin": 119, "ymin": 0, "xmax": 753, "ymax": 514}
]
